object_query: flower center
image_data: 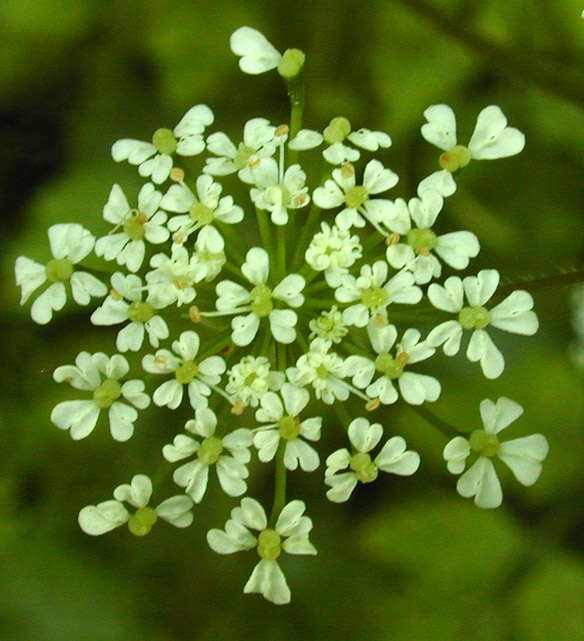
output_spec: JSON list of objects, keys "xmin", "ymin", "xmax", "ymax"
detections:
[
  {"xmin": 45, "ymin": 258, "xmax": 74, "ymax": 282},
  {"xmin": 316, "ymin": 364, "xmax": 330, "ymax": 379},
  {"xmin": 92, "ymin": 378, "xmax": 122, "ymax": 408},
  {"xmin": 175, "ymin": 360, "xmax": 199, "ymax": 384},
  {"xmin": 257, "ymin": 528, "xmax": 282, "ymax": 561},
  {"xmin": 234, "ymin": 143, "xmax": 255, "ymax": 170},
  {"xmin": 197, "ymin": 435, "xmax": 223, "ymax": 465},
  {"xmin": 439, "ymin": 145, "xmax": 471, "ymax": 172},
  {"xmin": 407, "ymin": 227, "xmax": 438, "ymax": 254},
  {"xmin": 361, "ymin": 286, "xmax": 388, "ymax": 310},
  {"xmin": 189, "ymin": 202, "xmax": 215, "ymax": 226},
  {"xmin": 323, "ymin": 116, "xmax": 351, "ymax": 144},
  {"xmin": 128, "ymin": 301, "xmax": 155, "ymax": 323},
  {"xmin": 250, "ymin": 284, "xmax": 273, "ymax": 317},
  {"xmin": 458, "ymin": 306, "xmax": 491, "ymax": 330},
  {"xmin": 345, "ymin": 185, "xmax": 369, "ymax": 210},
  {"xmin": 469, "ymin": 429, "xmax": 500, "ymax": 457},
  {"xmin": 123, "ymin": 211, "xmax": 147, "ymax": 240},
  {"xmin": 128, "ymin": 506, "xmax": 158, "ymax": 536},
  {"xmin": 375, "ymin": 352, "xmax": 407, "ymax": 379},
  {"xmin": 350, "ymin": 452, "xmax": 378, "ymax": 483},
  {"xmin": 152, "ymin": 127, "xmax": 177, "ymax": 154},
  {"xmin": 278, "ymin": 415, "xmax": 300, "ymax": 441}
]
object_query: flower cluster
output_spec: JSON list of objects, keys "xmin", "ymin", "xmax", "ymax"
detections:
[{"xmin": 14, "ymin": 26, "xmax": 548, "ymax": 605}]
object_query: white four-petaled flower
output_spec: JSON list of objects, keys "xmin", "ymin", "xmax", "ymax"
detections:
[
  {"xmin": 51, "ymin": 352, "xmax": 150, "ymax": 441},
  {"xmin": 142, "ymin": 331, "xmax": 225, "ymax": 409},
  {"xmin": 325, "ymin": 417, "xmax": 420, "ymax": 502},
  {"xmin": 78, "ymin": 474, "xmax": 193, "ymax": 536},
  {"xmin": 112, "ymin": 105, "xmax": 214, "ymax": 183},
  {"xmin": 215, "ymin": 247, "xmax": 305, "ymax": 345},
  {"xmin": 443, "ymin": 397, "xmax": 549, "ymax": 508},
  {"xmin": 254, "ymin": 383, "xmax": 322, "ymax": 472},
  {"xmin": 163, "ymin": 408, "xmax": 253, "ymax": 503},
  {"xmin": 427, "ymin": 270, "xmax": 539, "ymax": 378},
  {"xmin": 207, "ymin": 497, "xmax": 316, "ymax": 604},
  {"xmin": 15, "ymin": 223, "xmax": 107, "ymax": 324},
  {"xmin": 95, "ymin": 183, "xmax": 169, "ymax": 272},
  {"xmin": 421, "ymin": 104, "xmax": 525, "ymax": 172}
]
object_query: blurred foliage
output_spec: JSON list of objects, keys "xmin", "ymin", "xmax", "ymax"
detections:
[{"xmin": 2, "ymin": 0, "xmax": 584, "ymax": 639}]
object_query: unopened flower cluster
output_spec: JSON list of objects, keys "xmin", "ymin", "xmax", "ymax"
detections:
[{"xmin": 14, "ymin": 26, "xmax": 549, "ymax": 604}]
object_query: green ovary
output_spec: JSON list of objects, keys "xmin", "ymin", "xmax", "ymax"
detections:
[
  {"xmin": 197, "ymin": 436, "xmax": 223, "ymax": 465},
  {"xmin": 469, "ymin": 429, "xmax": 500, "ymax": 457},
  {"xmin": 345, "ymin": 185, "xmax": 369, "ymax": 210},
  {"xmin": 128, "ymin": 507, "xmax": 158, "ymax": 536},
  {"xmin": 439, "ymin": 145, "xmax": 471, "ymax": 172},
  {"xmin": 458, "ymin": 306, "xmax": 491, "ymax": 330},
  {"xmin": 233, "ymin": 143, "xmax": 255, "ymax": 170},
  {"xmin": 407, "ymin": 227, "xmax": 437, "ymax": 252},
  {"xmin": 250, "ymin": 284, "xmax": 273, "ymax": 317},
  {"xmin": 278, "ymin": 415, "xmax": 300, "ymax": 441},
  {"xmin": 45, "ymin": 258, "xmax": 73, "ymax": 282},
  {"xmin": 350, "ymin": 452, "xmax": 378, "ymax": 483},
  {"xmin": 257, "ymin": 529, "xmax": 282, "ymax": 561},
  {"xmin": 323, "ymin": 117, "xmax": 351, "ymax": 144},
  {"xmin": 189, "ymin": 203, "xmax": 214, "ymax": 225},
  {"xmin": 375, "ymin": 353, "xmax": 404, "ymax": 379},
  {"xmin": 361, "ymin": 286, "xmax": 388, "ymax": 310},
  {"xmin": 175, "ymin": 360, "xmax": 199, "ymax": 384},
  {"xmin": 152, "ymin": 127, "xmax": 177, "ymax": 154},
  {"xmin": 123, "ymin": 213, "xmax": 146, "ymax": 240},
  {"xmin": 128, "ymin": 301, "xmax": 155, "ymax": 323},
  {"xmin": 93, "ymin": 378, "xmax": 122, "ymax": 408},
  {"xmin": 277, "ymin": 48, "xmax": 306, "ymax": 78}
]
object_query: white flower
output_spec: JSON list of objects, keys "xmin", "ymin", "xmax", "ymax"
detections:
[
  {"xmin": 78, "ymin": 474, "xmax": 193, "ymax": 536},
  {"xmin": 312, "ymin": 116, "xmax": 391, "ymax": 165},
  {"xmin": 142, "ymin": 330, "xmax": 225, "ymax": 410},
  {"xmin": 230, "ymin": 26, "xmax": 282, "ymax": 75},
  {"xmin": 51, "ymin": 352, "xmax": 150, "ymax": 441},
  {"xmin": 305, "ymin": 222, "xmax": 363, "ymax": 287},
  {"xmin": 90, "ymin": 272, "xmax": 169, "ymax": 352},
  {"xmin": 204, "ymin": 118, "xmax": 278, "ymax": 184},
  {"xmin": 226, "ymin": 355, "xmax": 285, "ymax": 409},
  {"xmin": 95, "ymin": 183, "xmax": 169, "ymax": 272},
  {"xmin": 163, "ymin": 408, "xmax": 253, "ymax": 502},
  {"xmin": 15, "ymin": 223, "xmax": 106, "ymax": 325},
  {"xmin": 325, "ymin": 417, "xmax": 420, "ymax": 502},
  {"xmin": 386, "ymin": 188, "xmax": 479, "ymax": 284},
  {"xmin": 443, "ymin": 397, "xmax": 549, "ymax": 508},
  {"xmin": 161, "ymin": 174, "xmax": 243, "ymax": 248},
  {"xmin": 146, "ymin": 245, "xmax": 199, "ymax": 307},
  {"xmin": 313, "ymin": 160, "xmax": 398, "ymax": 231},
  {"xmin": 345, "ymin": 323, "xmax": 441, "ymax": 405},
  {"xmin": 421, "ymin": 104, "xmax": 525, "ymax": 172},
  {"xmin": 427, "ymin": 270, "xmax": 539, "ymax": 378},
  {"xmin": 335, "ymin": 261, "xmax": 422, "ymax": 327},
  {"xmin": 250, "ymin": 159, "xmax": 310, "ymax": 225},
  {"xmin": 308, "ymin": 306, "xmax": 348, "ymax": 344},
  {"xmin": 254, "ymin": 383, "xmax": 322, "ymax": 472},
  {"xmin": 111, "ymin": 105, "xmax": 214, "ymax": 183},
  {"xmin": 286, "ymin": 338, "xmax": 347, "ymax": 404},
  {"xmin": 207, "ymin": 497, "xmax": 316, "ymax": 604},
  {"xmin": 214, "ymin": 247, "xmax": 305, "ymax": 345}
]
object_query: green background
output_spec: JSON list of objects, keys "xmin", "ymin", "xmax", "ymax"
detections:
[{"xmin": 2, "ymin": 0, "xmax": 583, "ymax": 639}]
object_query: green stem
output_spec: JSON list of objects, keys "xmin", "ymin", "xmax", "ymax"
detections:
[
  {"xmin": 198, "ymin": 334, "xmax": 233, "ymax": 362},
  {"xmin": 276, "ymin": 224, "xmax": 287, "ymax": 281},
  {"xmin": 269, "ymin": 341, "xmax": 288, "ymax": 526},
  {"xmin": 334, "ymin": 402, "xmax": 352, "ymax": 430},
  {"xmin": 409, "ymin": 404, "xmax": 462, "ymax": 439},
  {"xmin": 255, "ymin": 207, "xmax": 274, "ymax": 270}
]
